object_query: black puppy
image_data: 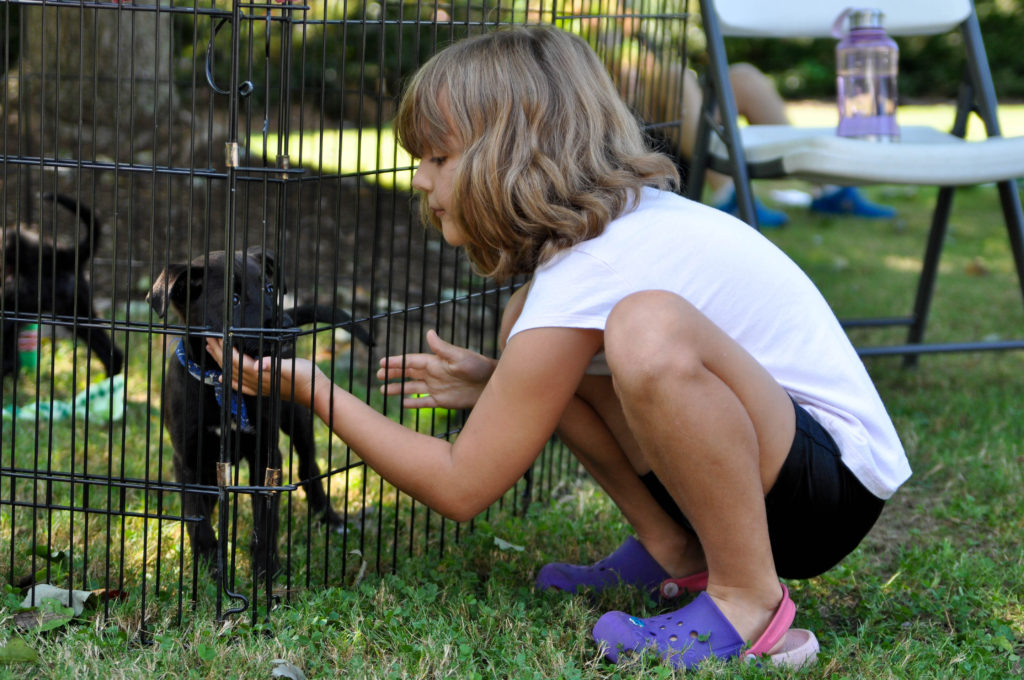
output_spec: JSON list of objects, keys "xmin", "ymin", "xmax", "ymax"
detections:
[
  {"xmin": 147, "ymin": 247, "xmax": 371, "ymax": 577},
  {"xmin": 1, "ymin": 194, "xmax": 123, "ymax": 379}
]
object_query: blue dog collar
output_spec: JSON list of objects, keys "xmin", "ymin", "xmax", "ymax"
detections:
[{"xmin": 175, "ymin": 339, "xmax": 254, "ymax": 433}]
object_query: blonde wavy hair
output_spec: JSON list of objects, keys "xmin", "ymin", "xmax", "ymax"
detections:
[{"xmin": 395, "ymin": 25, "xmax": 679, "ymax": 282}]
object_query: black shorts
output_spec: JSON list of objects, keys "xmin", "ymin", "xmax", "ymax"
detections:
[{"xmin": 640, "ymin": 399, "xmax": 885, "ymax": 579}]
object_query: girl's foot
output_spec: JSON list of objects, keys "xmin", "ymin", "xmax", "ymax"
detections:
[
  {"xmin": 536, "ymin": 536, "xmax": 694, "ymax": 597},
  {"xmin": 592, "ymin": 583, "xmax": 818, "ymax": 669}
]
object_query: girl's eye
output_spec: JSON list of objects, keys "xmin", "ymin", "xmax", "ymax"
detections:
[{"xmin": 430, "ymin": 156, "xmax": 447, "ymax": 167}]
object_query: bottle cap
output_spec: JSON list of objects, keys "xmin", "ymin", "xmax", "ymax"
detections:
[
  {"xmin": 848, "ymin": 8, "xmax": 884, "ymax": 30},
  {"xmin": 832, "ymin": 7, "xmax": 886, "ymax": 38}
]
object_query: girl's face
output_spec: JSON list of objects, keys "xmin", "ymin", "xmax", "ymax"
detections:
[{"xmin": 411, "ymin": 142, "xmax": 466, "ymax": 247}]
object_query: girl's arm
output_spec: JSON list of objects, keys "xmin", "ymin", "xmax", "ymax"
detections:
[{"xmin": 207, "ymin": 325, "xmax": 600, "ymax": 521}]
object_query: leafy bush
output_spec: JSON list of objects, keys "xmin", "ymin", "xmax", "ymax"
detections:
[
  {"xmin": 5, "ymin": 0, "xmax": 1023, "ymax": 105},
  {"xmin": 715, "ymin": 0, "xmax": 1024, "ymax": 100}
]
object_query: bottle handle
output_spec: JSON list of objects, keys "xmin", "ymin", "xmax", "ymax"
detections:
[{"xmin": 832, "ymin": 7, "xmax": 855, "ymax": 39}]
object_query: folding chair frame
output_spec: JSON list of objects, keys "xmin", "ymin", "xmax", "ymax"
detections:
[{"xmin": 687, "ymin": 0, "xmax": 1024, "ymax": 363}]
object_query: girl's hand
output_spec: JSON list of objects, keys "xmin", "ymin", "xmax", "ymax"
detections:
[
  {"xmin": 376, "ymin": 329, "xmax": 497, "ymax": 410},
  {"xmin": 205, "ymin": 338, "xmax": 322, "ymax": 406}
]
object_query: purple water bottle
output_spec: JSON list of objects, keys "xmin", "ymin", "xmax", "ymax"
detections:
[{"xmin": 833, "ymin": 8, "xmax": 899, "ymax": 141}]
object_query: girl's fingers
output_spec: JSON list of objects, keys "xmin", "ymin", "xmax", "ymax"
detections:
[
  {"xmin": 205, "ymin": 338, "xmax": 248, "ymax": 373},
  {"xmin": 377, "ymin": 357, "xmax": 435, "ymax": 383},
  {"xmin": 376, "ymin": 367, "xmax": 424, "ymax": 382},
  {"xmin": 376, "ymin": 365, "xmax": 398, "ymax": 380},
  {"xmin": 205, "ymin": 338, "xmax": 224, "ymax": 366},
  {"xmin": 380, "ymin": 380, "xmax": 428, "ymax": 397},
  {"xmin": 202, "ymin": 339, "xmax": 266, "ymax": 396},
  {"xmin": 424, "ymin": 329, "xmax": 461, "ymax": 362},
  {"xmin": 379, "ymin": 354, "xmax": 430, "ymax": 372},
  {"xmin": 401, "ymin": 394, "xmax": 438, "ymax": 409}
]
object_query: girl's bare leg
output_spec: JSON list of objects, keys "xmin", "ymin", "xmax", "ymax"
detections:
[
  {"xmin": 556, "ymin": 380, "xmax": 707, "ymax": 577},
  {"xmin": 500, "ymin": 282, "xmax": 707, "ymax": 578},
  {"xmin": 730, "ymin": 62, "xmax": 788, "ymax": 126},
  {"xmin": 679, "ymin": 63, "xmax": 789, "ymax": 196},
  {"xmin": 603, "ymin": 290, "xmax": 795, "ymax": 644}
]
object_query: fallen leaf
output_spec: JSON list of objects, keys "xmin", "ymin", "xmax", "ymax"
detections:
[
  {"xmin": 271, "ymin": 659, "xmax": 307, "ymax": 680},
  {"xmin": 32, "ymin": 546, "xmax": 69, "ymax": 565},
  {"xmin": 90, "ymin": 588, "xmax": 128, "ymax": 604},
  {"xmin": 0, "ymin": 637, "xmax": 38, "ymax": 664},
  {"xmin": 965, "ymin": 256, "xmax": 990, "ymax": 276},
  {"xmin": 493, "ymin": 537, "xmax": 524, "ymax": 552},
  {"xmin": 21, "ymin": 584, "xmax": 94, "ymax": 616},
  {"xmin": 13, "ymin": 607, "xmax": 74, "ymax": 632}
]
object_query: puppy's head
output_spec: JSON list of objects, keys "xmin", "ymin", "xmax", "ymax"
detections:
[{"xmin": 147, "ymin": 247, "xmax": 295, "ymax": 359}]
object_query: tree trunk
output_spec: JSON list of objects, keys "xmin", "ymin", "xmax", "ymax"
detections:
[{"xmin": 16, "ymin": 0, "xmax": 177, "ymax": 162}]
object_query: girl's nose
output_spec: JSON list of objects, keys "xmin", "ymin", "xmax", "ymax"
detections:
[{"xmin": 411, "ymin": 160, "xmax": 430, "ymax": 192}]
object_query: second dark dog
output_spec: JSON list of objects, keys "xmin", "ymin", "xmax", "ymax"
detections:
[
  {"xmin": 147, "ymin": 247, "xmax": 371, "ymax": 577},
  {"xmin": 2, "ymin": 194, "xmax": 123, "ymax": 380}
]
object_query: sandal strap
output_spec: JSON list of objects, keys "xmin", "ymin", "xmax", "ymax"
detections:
[
  {"xmin": 658, "ymin": 570, "xmax": 710, "ymax": 598},
  {"xmin": 745, "ymin": 583, "xmax": 796, "ymax": 658}
]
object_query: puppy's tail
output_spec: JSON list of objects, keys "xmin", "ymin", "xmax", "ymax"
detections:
[
  {"xmin": 44, "ymin": 193, "xmax": 102, "ymax": 260},
  {"xmin": 287, "ymin": 303, "xmax": 374, "ymax": 347}
]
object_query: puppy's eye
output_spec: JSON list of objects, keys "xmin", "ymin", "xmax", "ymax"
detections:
[
  {"xmin": 265, "ymin": 283, "xmax": 274, "ymax": 295},
  {"xmin": 232, "ymin": 293, "xmax": 240, "ymax": 306}
]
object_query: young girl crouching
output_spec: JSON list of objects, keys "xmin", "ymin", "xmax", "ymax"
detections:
[{"xmin": 211, "ymin": 25, "xmax": 910, "ymax": 670}]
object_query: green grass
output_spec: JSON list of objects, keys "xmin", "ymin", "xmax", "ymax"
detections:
[{"xmin": 4, "ymin": 125, "xmax": 1024, "ymax": 677}]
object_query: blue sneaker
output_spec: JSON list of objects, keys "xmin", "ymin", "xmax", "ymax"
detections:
[
  {"xmin": 714, "ymin": 189, "xmax": 789, "ymax": 228},
  {"xmin": 809, "ymin": 187, "xmax": 897, "ymax": 218}
]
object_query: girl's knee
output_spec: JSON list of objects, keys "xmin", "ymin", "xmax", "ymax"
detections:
[
  {"xmin": 605, "ymin": 291, "xmax": 704, "ymax": 392},
  {"xmin": 607, "ymin": 290, "xmax": 688, "ymax": 329},
  {"xmin": 606, "ymin": 291, "xmax": 699, "ymax": 348}
]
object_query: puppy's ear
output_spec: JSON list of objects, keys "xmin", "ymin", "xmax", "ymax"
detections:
[
  {"xmin": 147, "ymin": 263, "xmax": 200, "ymax": 318},
  {"xmin": 246, "ymin": 246, "xmax": 283, "ymax": 293}
]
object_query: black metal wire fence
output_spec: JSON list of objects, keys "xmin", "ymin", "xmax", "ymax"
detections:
[{"xmin": 0, "ymin": 0, "xmax": 690, "ymax": 628}]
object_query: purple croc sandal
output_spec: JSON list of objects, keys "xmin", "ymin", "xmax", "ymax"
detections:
[
  {"xmin": 592, "ymin": 583, "xmax": 819, "ymax": 670},
  {"xmin": 536, "ymin": 536, "xmax": 673, "ymax": 597}
]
